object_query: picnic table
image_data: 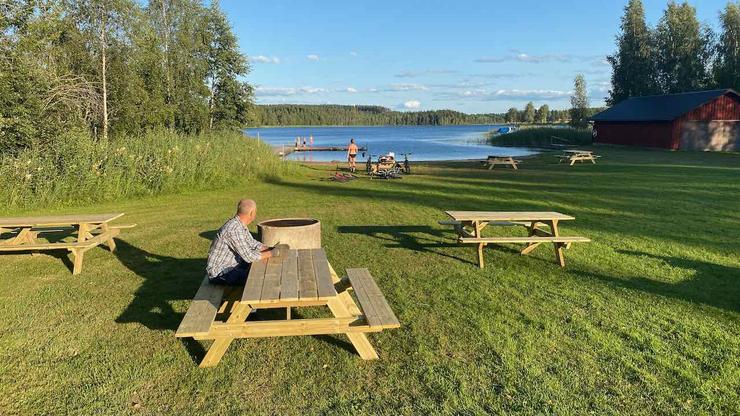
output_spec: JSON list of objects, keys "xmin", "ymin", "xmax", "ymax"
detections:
[
  {"xmin": 0, "ymin": 213, "xmax": 135, "ymax": 274},
  {"xmin": 558, "ymin": 149, "xmax": 600, "ymax": 165},
  {"xmin": 176, "ymin": 248, "xmax": 400, "ymax": 368},
  {"xmin": 440, "ymin": 211, "xmax": 590, "ymax": 268},
  {"xmin": 484, "ymin": 155, "xmax": 521, "ymax": 170}
]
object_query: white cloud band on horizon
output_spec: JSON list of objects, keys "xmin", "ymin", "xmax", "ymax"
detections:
[{"xmin": 306, "ymin": 54, "xmax": 320, "ymax": 61}]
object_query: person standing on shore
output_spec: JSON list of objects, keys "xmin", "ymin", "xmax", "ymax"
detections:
[
  {"xmin": 347, "ymin": 138, "xmax": 359, "ymax": 172},
  {"xmin": 309, "ymin": 135, "xmax": 314, "ymax": 147},
  {"xmin": 303, "ymin": 137, "xmax": 307, "ymax": 148}
]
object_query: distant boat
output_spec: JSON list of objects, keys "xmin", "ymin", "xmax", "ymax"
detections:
[{"xmin": 497, "ymin": 126, "xmax": 517, "ymax": 134}]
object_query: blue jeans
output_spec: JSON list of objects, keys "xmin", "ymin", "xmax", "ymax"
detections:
[{"xmin": 209, "ymin": 264, "xmax": 250, "ymax": 286}]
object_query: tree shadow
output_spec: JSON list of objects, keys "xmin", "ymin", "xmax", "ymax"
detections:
[{"xmin": 577, "ymin": 250, "xmax": 739, "ymax": 313}]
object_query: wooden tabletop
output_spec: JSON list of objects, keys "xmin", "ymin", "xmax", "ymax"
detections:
[
  {"xmin": 445, "ymin": 211, "xmax": 575, "ymax": 222},
  {"xmin": 0, "ymin": 213, "xmax": 124, "ymax": 228},
  {"xmin": 242, "ymin": 248, "xmax": 337, "ymax": 304},
  {"xmin": 563, "ymin": 149, "xmax": 593, "ymax": 154}
]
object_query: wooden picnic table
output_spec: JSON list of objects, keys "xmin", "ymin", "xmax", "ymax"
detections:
[
  {"xmin": 558, "ymin": 149, "xmax": 600, "ymax": 165},
  {"xmin": 441, "ymin": 211, "xmax": 590, "ymax": 268},
  {"xmin": 176, "ymin": 248, "xmax": 400, "ymax": 368},
  {"xmin": 0, "ymin": 213, "xmax": 135, "ymax": 274},
  {"xmin": 485, "ymin": 155, "xmax": 521, "ymax": 170}
]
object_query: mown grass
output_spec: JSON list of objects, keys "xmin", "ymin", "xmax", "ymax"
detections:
[
  {"xmin": 490, "ymin": 127, "xmax": 592, "ymax": 147},
  {"xmin": 0, "ymin": 146, "xmax": 738, "ymax": 415},
  {"xmin": 0, "ymin": 129, "xmax": 287, "ymax": 209}
]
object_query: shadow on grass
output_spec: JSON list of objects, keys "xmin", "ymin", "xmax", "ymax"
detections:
[
  {"xmin": 114, "ymin": 238, "xmax": 207, "ymax": 331},
  {"xmin": 578, "ymin": 250, "xmax": 739, "ymax": 313},
  {"xmin": 336, "ymin": 224, "xmax": 478, "ymax": 266}
]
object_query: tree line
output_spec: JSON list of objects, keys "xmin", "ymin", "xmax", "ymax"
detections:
[
  {"xmin": 608, "ymin": 0, "xmax": 738, "ymax": 105},
  {"xmin": 253, "ymin": 104, "xmax": 510, "ymax": 126},
  {"xmin": 1, "ymin": 0, "xmax": 251, "ymax": 154}
]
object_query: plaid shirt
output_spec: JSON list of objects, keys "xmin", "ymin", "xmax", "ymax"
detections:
[{"xmin": 206, "ymin": 216, "xmax": 266, "ymax": 278}]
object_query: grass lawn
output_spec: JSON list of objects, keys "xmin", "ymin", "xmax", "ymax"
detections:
[{"xmin": 0, "ymin": 147, "xmax": 738, "ymax": 415}]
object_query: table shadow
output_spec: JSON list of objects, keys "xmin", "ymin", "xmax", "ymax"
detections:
[{"xmin": 336, "ymin": 224, "xmax": 483, "ymax": 266}]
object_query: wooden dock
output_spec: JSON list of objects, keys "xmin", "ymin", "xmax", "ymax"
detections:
[{"xmin": 274, "ymin": 145, "xmax": 367, "ymax": 156}]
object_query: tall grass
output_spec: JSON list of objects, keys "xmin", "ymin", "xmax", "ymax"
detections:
[
  {"xmin": 489, "ymin": 127, "xmax": 593, "ymax": 147},
  {"xmin": 0, "ymin": 129, "xmax": 288, "ymax": 210}
]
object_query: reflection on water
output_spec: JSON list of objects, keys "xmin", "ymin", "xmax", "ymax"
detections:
[{"xmin": 245, "ymin": 125, "xmax": 535, "ymax": 162}]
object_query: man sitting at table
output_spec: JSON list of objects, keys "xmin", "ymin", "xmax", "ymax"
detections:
[{"xmin": 206, "ymin": 199, "xmax": 273, "ymax": 285}]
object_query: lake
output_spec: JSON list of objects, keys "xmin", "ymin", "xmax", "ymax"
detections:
[{"xmin": 244, "ymin": 125, "xmax": 535, "ymax": 162}]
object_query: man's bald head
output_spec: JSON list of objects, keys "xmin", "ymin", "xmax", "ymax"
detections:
[{"xmin": 236, "ymin": 199, "xmax": 257, "ymax": 224}]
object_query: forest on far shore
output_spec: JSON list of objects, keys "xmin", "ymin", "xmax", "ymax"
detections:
[{"xmin": 251, "ymin": 104, "xmax": 605, "ymax": 126}]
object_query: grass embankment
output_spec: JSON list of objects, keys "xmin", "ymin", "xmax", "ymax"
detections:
[
  {"xmin": 489, "ymin": 126, "xmax": 592, "ymax": 147},
  {"xmin": 1, "ymin": 147, "xmax": 739, "ymax": 414},
  {"xmin": 0, "ymin": 129, "xmax": 286, "ymax": 209}
]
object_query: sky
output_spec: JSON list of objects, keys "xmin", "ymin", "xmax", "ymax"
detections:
[{"xmin": 220, "ymin": 0, "xmax": 729, "ymax": 114}]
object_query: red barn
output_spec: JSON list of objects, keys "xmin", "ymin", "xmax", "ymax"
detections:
[{"xmin": 591, "ymin": 89, "xmax": 739, "ymax": 151}]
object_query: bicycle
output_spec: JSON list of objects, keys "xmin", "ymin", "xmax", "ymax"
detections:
[{"xmin": 399, "ymin": 153, "xmax": 412, "ymax": 174}]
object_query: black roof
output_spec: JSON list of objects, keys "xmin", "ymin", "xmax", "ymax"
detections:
[{"xmin": 591, "ymin": 89, "xmax": 739, "ymax": 122}]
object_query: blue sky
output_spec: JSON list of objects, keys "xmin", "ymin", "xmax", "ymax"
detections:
[{"xmin": 220, "ymin": 0, "xmax": 728, "ymax": 113}]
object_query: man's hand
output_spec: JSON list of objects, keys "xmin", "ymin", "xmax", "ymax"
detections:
[{"xmin": 259, "ymin": 249, "xmax": 273, "ymax": 261}]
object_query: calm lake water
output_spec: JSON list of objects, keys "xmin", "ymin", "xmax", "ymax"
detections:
[{"xmin": 244, "ymin": 125, "xmax": 535, "ymax": 162}]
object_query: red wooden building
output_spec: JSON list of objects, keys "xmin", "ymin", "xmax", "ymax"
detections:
[{"xmin": 591, "ymin": 89, "xmax": 739, "ymax": 151}]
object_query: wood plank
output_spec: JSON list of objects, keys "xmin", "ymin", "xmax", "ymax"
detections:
[
  {"xmin": 260, "ymin": 256, "xmax": 283, "ymax": 302},
  {"xmin": 242, "ymin": 259, "xmax": 267, "ymax": 303},
  {"xmin": 297, "ymin": 249, "xmax": 318, "ymax": 300},
  {"xmin": 0, "ymin": 228, "xmax": 120, "ymax": 251},
  {"xmin": 445, "ymin": 211, "xmax": 575, "ymax": 222},
  {"xmin": 280, "ymin": 250, "xmax": 299, "ymax": 301},
  {"xmin": 460, "ymin": 236, "xmax": 590, "ymax": 244},
  {"xmin": 0, "ymin": 213, "xmax": 124, "ymax": 228},
  {"xmin": 175, "ymin": 277, "xmax": 226, "ymax": 337},
  {"xmin": 346, "ymin": 268, "xmax": 400, "ymax": 328},
  {"xmin": 311, "ymin": 249, "xmax": 338, "ymax": 299}
]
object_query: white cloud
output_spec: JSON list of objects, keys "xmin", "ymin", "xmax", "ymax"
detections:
[
  {"xmin": 476, "ymin": 52, "xmax": 606, "ymax": 65},
  {"xmin": 395, "ymin": 69, "xmax": 458, "ymax": 78},
  {"xmin": 349, "ymin": 51, "xmax": 358, "ymax": 56},
  {"xmin": 345, "ymin": 87, "xmax": 358, "ymax": 93},
  {"xmin": 403, "ymin": 100, "xmax": 421, "ymax": 109},
  {"xmin": 255, "ymin": 86, "xmax": 326, "ymax": 96},
  {"xmin": 387, "ymin": 83, "xmax": 429, "ymax": 92},
  {"xmin": 485, "ymin": 89, "xmax": 571, "ymax": 101},
  {"xmin": 306, "ymin": 54, "xmax": 320, "ymax": 61},
  {"xmin": 251, "ymin": 55, "xmax": 280, "ymax": 64}
]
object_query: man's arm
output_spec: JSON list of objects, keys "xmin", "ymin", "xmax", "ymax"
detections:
[{"xmin": 229, "ymin": 229, "xmax": 271, "ymax": 263}]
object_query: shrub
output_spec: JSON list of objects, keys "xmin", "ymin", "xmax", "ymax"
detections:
[
  {"xmin": 489, "ymin": 127, "xmax": 593, "ymax": 147},
  {"xmin": 0, "ymin": 129, "xmax": 288, "ymax": 209}
]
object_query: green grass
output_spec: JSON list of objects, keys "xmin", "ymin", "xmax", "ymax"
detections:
[
  {"xmin": 0, "ymin": 147, "xmax": 738, "ymax": 415},
  {"xmin": 490, "ymin": 127, "xmax": 592, "ymax": 147}
]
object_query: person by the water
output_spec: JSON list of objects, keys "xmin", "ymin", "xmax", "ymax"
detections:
[{"xmin": 347, "ymin": 138, "xmax": 359, "ymax": 172}]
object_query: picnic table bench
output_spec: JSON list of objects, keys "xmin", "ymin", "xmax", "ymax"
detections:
[
  {"xmin": 484, "ymin": 155, "xmax": 522, "ymax": 170},
  {"xmin": 176, "ymin": 248, "xmax": 400, "ymax": 368},
  {"xmin": 0, "ymin": 213, "xmax": 135, "ymax": 274},
  {"xmin": 440, "ymin": 211, "xmax": 590, "ymax": 268},
  {"xmin": 558, "ymin": 149, "xmax": 601, "ymax": 165}
]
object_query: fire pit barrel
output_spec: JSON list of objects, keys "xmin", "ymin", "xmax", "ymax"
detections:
[{"xmin": 257, "ymin": 218, "xmax": 321, "ymax": 249}]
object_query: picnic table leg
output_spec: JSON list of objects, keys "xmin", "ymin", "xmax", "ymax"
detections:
[
  {"xmin": 549, "ymin": 220, "xmax": 566, "ymax": 267},
  {"xmin": 474, "ymin": 221, "xmax": 485, "ymax": 268},
  {"xmin": 101, "ymin": 223, "xmax": 116, "ymax": 252},
  {"xmin": 199, "ymin": 302, "xmax": 252, "ymax": 368},
  {"xmin": 326, "ymin": 296, "xmax": 379, "ymax": 360},
  {"xmin": 521, "ymin": 222, "xmax": 542, "ymax": 255},
  {"xmin": 70, "ymin": 248, "xmax": 84, "ymax": 275},
  {"xmin": 570, "ymin": 158, "xmax": 576, "ymax": 166}
]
